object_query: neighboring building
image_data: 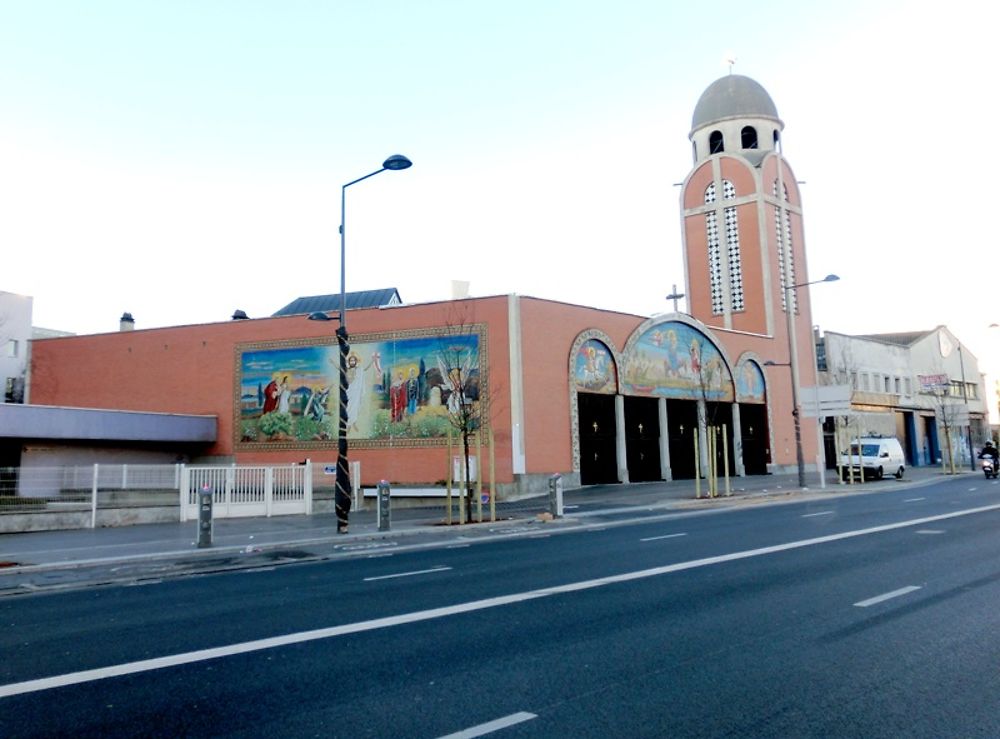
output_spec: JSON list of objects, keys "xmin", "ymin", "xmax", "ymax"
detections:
[
  {"xmin": 0, "ymin": 291, "xmax": 32, "ymax": 404},
  {"xmin": 816, "ymin": 326, "xmax": 989, "ymax": 468}
]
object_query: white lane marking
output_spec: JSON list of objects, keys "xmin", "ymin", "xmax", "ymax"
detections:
[
  {"xmin": 564, "ymin": 505, "xmax": 580, "ymax": 510},
  {"xmin": 905, "ymin": 497, "xmax": 926, "ymax": 502},
  {"xmin": 6, "ymin": 502, "xmax": 1000, "ymax": 699},
  {"xmin": 640, "ymin": 533, "xmax": 688, "ymax": 542},
  {"xmin": 854, "ymin": 586, "xmax": 922, "ymax": 608},
  {"xmin": 446, "ymin": 544, "xmax": 471, "ymax": 550},
  {"xmin": 916, "ymin": 529, "xmax": 944, "ymax": 535},
  {"xmin": 363, "ymin": 566, "xmax": 452, "ymax": 582},
  {"xmin": 802, "ymin": 511, "xmax": 834, "ymax": 518},
  {"xmin": 438, "ymin": 712, "xmax": 538, "ymax": 738}
]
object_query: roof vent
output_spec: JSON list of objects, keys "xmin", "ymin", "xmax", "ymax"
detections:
[
  {"xmin": 232, "ymin": 310, "xmax": 249, "ymax": 320},
  {"xmin": 120, "ymin": 312, "xmax": 135, "ymax": 332}
]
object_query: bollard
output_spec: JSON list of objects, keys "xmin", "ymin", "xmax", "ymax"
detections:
[
  {"xmin": 377, "ymin": 479, "xmax": 391, "ymax": 532},
  {"xmin": 197, "ymin": 483, "xmax": 213, "ymax": 548},
  {"xmin": 548, "ymin": 473, "xmax": 563, "ymax": 518}
]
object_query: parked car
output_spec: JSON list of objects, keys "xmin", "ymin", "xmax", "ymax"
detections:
[{"xmin": 840, "ymin": 437, "xmax": 905, "ymax": 481}]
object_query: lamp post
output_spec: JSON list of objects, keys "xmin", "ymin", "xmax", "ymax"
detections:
[
  {"xmin": 781, "ymin": 273, "xmax": 839, "ymax": 487},
  {"xmin": 957, "ymin": 344, "xmax": 975, "ymax": 471},
  {"xmin": 309, "ymin": 154, "xmax": 412, "ymax": 533}
]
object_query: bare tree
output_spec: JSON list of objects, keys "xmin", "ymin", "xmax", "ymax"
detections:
[
  {"xmin": 433, "ymin": 307, "xmax": 498, "ymax": 522},
  {"xmin": 826, "ymin": 343, "xmax": 860, "ymax": 481},
  {"xmin": 922, "ymin": 378, "xmax": 964, "ymax": 473}
]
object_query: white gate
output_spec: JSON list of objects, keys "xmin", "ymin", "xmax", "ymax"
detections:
[{"xmin": 179, "ymin": 462, "xmax": 313, "ymax": 521}]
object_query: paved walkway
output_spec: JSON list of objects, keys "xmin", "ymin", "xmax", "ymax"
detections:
[{"xmin": 0, "ymin": 465, "xmax": 967, "ymax": 593}]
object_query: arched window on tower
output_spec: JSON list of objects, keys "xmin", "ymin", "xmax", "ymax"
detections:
[
  {"xmin": 705, "ymin": 180, "xmax": 744, "ymax": 315},
  {"xmin": 773, "ymin": 179, "xmax": 797, "ymax": 313},
  {"xmin": 741, "ymin": 126, "xmax": 758, "ymax": 149},
  {"xmin": 709, "ymin": 131, "xmax": 724, "ymax": 154},
  {"xmin": 723, "ymin": 180, "xmax": 744, "ymax": 311}
]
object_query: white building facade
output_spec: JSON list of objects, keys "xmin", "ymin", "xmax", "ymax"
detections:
[
  {"xmin": 0, "ymin": 291, "xmax": 32, "ymax": 404},
  {"xmin": 816, "ymin": 326, "xmax": 989, "ymax": 469}
]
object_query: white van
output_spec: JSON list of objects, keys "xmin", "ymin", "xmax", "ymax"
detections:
[{"xmin": 839, "ymin": 437, "xmax": 906, "ymax": 481}]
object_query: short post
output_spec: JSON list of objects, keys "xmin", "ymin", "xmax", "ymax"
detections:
[
  {"xmin": 548, "ymin": 473, "xmax": 563, "ymax": 518},
  {"xmin": 694, "ymin": 431, "xmax": 701, "ymax": 499},
  {"xmin": 377, "ymin": 479, "xmax": 391, "ymax": 532},
  {"xmin": 197, "ymin": 483, "xmax": 214, "ymax": 548},
  {"xmin": 91, "ymin": 463, "xmax": 99, "ymax": 529}
]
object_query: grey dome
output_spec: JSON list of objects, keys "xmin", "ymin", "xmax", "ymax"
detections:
[{"xmin": 691, "ymin": 75, "xmax": 780, "ymax": 130}]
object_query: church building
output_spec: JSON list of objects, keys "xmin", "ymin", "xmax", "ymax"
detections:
[{"xmin": 21, "ymin": 74, "xmax": 824, "ymax": 497}]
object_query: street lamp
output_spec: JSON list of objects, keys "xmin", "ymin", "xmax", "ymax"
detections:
[
  {"xmin": 309, "ymin": 154, "xmax": 412, "ymax": 534},
  {"xmin": 782, "ymin": 273, "xmax": 839, "ymax": 488}
]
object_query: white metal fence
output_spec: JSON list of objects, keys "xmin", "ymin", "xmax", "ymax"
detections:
[
  {"xmin": 1, "ymin": 462, "xmax": 313, "ymax": 529},
  {"xmin": 179, "ymin": 463, "xmax": 312, "ymax": 520}
]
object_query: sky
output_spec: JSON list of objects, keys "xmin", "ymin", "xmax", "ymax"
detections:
[{"xmin": 2, "ymin": 1, "xmax": 998, "ymax": 413}]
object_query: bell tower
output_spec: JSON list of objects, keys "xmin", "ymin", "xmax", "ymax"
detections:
[{"xmin": 679, "ymin": 74, "xmax": 811, "ymax": 341}]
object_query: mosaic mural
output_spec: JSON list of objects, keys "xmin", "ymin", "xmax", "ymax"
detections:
[
  {"xmin": 236, "ymin": 328, "xmax": 482, "ymax": 448},
  {"xmin": 622, "ymin": 322, "xmax": 734, "ymax": 401},
  {"xmin": 735, "ymin": 360, "xmax": 766, "ymax": 403},
  {"xmin": 573, "ymin": 339, "xmax": 617, "ymax": 394}
]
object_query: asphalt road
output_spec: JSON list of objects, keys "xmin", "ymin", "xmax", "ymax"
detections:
[{"xmin": 3, "ymin": 474, "xmax": 1000, "ymax": 737}]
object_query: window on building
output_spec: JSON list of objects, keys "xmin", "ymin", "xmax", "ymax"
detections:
[
  {"xmin": 884, "ymin": 376, "xmax": 891, "ymax": 393},
  {"xmin": 705, "ymin": 180, "xmax": 744, "ymax": 315},
  {"xmin": 723, "ymin": 180, "xmax": 744, "ymax": 312},
  {"xmin": 861, "ymin": 373, "xmax": 870, "ymax": 391},
  {"xmin": 894, "ymin": 377, "xmax": 901, "ymax": 394},
  {"xmin": 741, "ymin": 126, "xmax": 758, "ymax": 149},
  {"xmin": 4, "ymin": 340, "xmax": 17, "ymax": 358},
  {"xmin": 709, "ymin": 131, "xmax": 724, "ymax": 154},
  {"xmin": 905, "ymin": 378, "xmax": 912, "ymax": 396},
  {"xmin": 773, "ymin": 181, "xmax": 796, "ymax": 313}
]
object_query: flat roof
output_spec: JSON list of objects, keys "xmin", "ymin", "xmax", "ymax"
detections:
[{"xmin": 0, "ymin": 404, "xmax": 216, "ymax": 443}]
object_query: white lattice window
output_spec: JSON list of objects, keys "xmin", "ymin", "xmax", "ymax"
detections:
[
  {"xmin": 705, "ymin": 183, "xmax": 723, "ymax": 314},
  {"xmin": 773, "ymin": 180, "xmax": 797, "ymax": 312},
  {"xmin": 723, "ymin": 180, "xmax": 743, "ymax": 311}
]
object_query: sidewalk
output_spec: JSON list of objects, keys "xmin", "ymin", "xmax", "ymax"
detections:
[{"xmin": 0, "ymin": 465, "xmax": 960, "ymax": 594}]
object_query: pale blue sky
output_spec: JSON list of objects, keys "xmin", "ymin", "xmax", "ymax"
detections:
[{"xmin": 3, "ymin": 1, "xmax": 998, "ymax": 399}]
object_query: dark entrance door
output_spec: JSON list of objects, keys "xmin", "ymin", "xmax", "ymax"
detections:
[
  {"xmin": 667, "ymin": 399, "xmax": 698, "ymax": 479},
  {"xmin": 740, "ymin": 403, "xmax": 769, "ymax": 475},
  {"xmin": 706, "ymin": 402, "xmax": 735, "ymax": 476},
  {"xmin": 624, "ymin": 396, "xmax": 661, "ymax": 482},
  {"xmin": 578, "ymin": 392, "xmax": 618, "ymax": 485}
]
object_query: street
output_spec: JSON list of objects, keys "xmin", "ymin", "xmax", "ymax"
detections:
[{"xmin": 4, "ymin": 475, "xmax": 1000, "ymax": 737}]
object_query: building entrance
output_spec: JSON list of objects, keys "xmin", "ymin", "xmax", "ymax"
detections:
[
  {"xmin": 739, "ymin": 404, "xmax": 769, "ymax": 475},
  {"xmin": 578, "ymin": 392, "xmax": 618, "ymax": 485},
  {"xmin": 624, "ymin": 396, "xmax": 661, "ymax": 482},
  {"xmin": 705, "ymin": 402, "xmax": 735, "ymax": 476},
  {"xmin": 666, "ymin": 399, "xmax": 698, "ymax": 479}
]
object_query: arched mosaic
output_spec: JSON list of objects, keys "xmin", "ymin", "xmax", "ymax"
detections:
[
  {"xmin": 573, "ymin": 338, "xmax": 617, "ymax": 394},
  {"xmin": 568, "ymin": 329, "xmax": 622, "ymax": 473},
  {"xmin": 621, "ymin": 320, "xmax": 734, "ymax": 402},
  {"xmin": 735, "ymin": 358, "xmax": 765, "ymax": 403}
]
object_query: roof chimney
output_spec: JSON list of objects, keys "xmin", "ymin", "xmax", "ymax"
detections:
[
  {"xmin": 232, "ymin": 309, "xmax": 249, "ymax": 320},
  {"xmin": 119, "ymin": 312, "xmax": 135, "ymax": 332}
]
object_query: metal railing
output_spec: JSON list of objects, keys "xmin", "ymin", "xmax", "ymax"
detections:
[{"xmin": 179, "ymin": 463, "xmax": 313, "ymax": 521}]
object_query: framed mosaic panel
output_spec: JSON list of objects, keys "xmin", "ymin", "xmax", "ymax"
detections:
[{"xmin": 235, "ymin": 324, "xmax": 487, "ymax": 450}]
